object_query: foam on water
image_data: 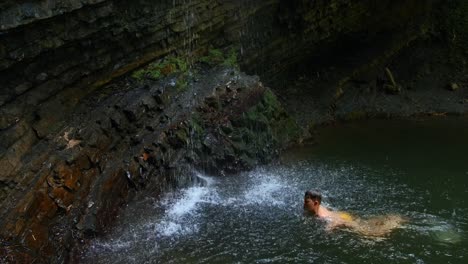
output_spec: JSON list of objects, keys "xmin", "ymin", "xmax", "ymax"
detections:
[
  {"xmin": 235, "ymin": 168, "xmax": 301, "ymax": 208},
  {"xmin": 156, "ymin": 173, "xmax": 219, "ymax": 237},
  {"xmin": 243, "ymin": 179, "xmax": 286, "ymax": 206},
  {"xmin": 82, "ymin": 163, "xmax": 467, "ymax": 264},
  {"xmin": 84, "ymin": 172, "xmax": 219, "ymax": 262},
  {"xmin": 166, "ymin": 186, "xmax": 211, "ymax": 217},
  {"xmin": 157, "ymin": 220, "xmax": 199, "ymax": 237},
  {"xmin": 90, "ymin": 240, "xmax": 135, "ymax": 252},
  {"xmin": 406, "ymin": 212, "xmax": 465, "ymax": 245},
  {"xmin": 155, "ymin": 169, "xmax": 298, "ymax": 237}
]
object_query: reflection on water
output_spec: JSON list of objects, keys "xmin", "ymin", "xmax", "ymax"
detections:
[{"xmin": 80, "ymin": 118, "xmax": 468, "ymax": 264}]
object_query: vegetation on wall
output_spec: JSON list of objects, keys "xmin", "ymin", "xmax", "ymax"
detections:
[
  {"xmin": 130, "ymin": 47, "xmax": 239, "ymax": 92},
  {"xmin": 199, "ymin": 48, "xmax": 238, "ymax": 68},
  {"xmin": 131, "ymin": 55, "xmax": 188, "ymax": 80}
]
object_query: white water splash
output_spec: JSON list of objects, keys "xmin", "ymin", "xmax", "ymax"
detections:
[
  {"xmin": 156, "ymin": 173, "xmax": 219, "ymax": 237},
  {"xmin": 90, "ymin": 240, "xmax": 135, "ymax": 252},
  {"xmin": 241, "ymin": 170, "xmax": 297, "ymax": 207},
  {"xmin": 157, "ymin": 221, "xmax": 199, "ymax": 237},
  {"xmin": 243, "ymin": 180, "xmax": 285, "ymax": 206},
  {"xmin": 166, "ymin": 186, "xmax": 211, "ymax": 217},
  {"xmin": 157, "ymin": 170, "xmax": 297, "ymax": 237},
  {"xmin": 196, "ymin": 171, "xmax": 217, "ymax": 186}
]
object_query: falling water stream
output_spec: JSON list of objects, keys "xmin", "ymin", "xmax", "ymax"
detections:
[{"xmin": 80, "ymin": 117, "xmax": 468, "ymax": 263}]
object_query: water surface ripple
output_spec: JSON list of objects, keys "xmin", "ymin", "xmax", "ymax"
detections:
[{"xmin": 81, "ymin": 118, "xmax": 468, "ymax": 264}]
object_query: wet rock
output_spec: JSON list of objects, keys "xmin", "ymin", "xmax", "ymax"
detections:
[
  {"xmin": 76, "ymin": 212, "xmax": 97, "ymax": 235},
  {"xmin": 24, "ymin": 222, "xmax": 49, "ymax": 250},
  {"xmin": 27, "ymin": 79, "xmax": 63, "ymax": 105},
  {"xmin": 49, "ymin": 187, "xmax": 74, "ymax": 209},
  {"xmin": 0, "ymin": 67, "xmax": 303, "ymax": 262},
  {"xmin": 167, "ymin": 127, "xmax": 189, "ymax": 149},
  {"xmin": 205, "ymin": 96, "xmax": 220, "ymax": 109},
  {"xmin": 141, "ymin": 95, "xmax": 158, "ymax": 111},
  {"xmin": 14, "ymin": 82, "xmax": 33, "ymax": 95},
  {"xmin": 81, "ymin": 127, "xmax": 110, "ymax": 149},
  {"xmin": 109, "ymin": 112, "xmax": 125, "ymax": 131},
  {"xmin": 170, "ymin": 18, "xmax": 194, "ymax": 33},
  {"xmin": 220, "ymin": 121, "xmax": 233, "ymax": 135},
  {"xmin": 239, "ymin": 153, "xmax": 256, "ymax": 169},
  {"xmin": 33, "ymin": 190, "xmax": 58, "ymax": 222},
  {"xmin": 74, "ymin": 154, "xmax": 92, "ymax": 170},
  {"xmin": 64, "ymin": 168, "xmax": 81, "ymax": 191},
  {"xmin": 150, "ymin": 88, "xmax": 166, "ymax": 104},
  {"xmin": 202, "ymin": 133, "xmax": 218, "ymax": 154},
  {"xmin": 35, "ymin": 72, "xmax": 48, "ymax": 82},
  {"xmin": 384, "ymin": 83, "xmax": 402, "ymax": 94},
  {"xmin": 448, "ymin": 82, "xmax": 460, "ymax": 91}
]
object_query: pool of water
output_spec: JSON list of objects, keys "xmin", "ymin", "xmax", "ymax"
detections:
[{"xmin": 80, "ymin": 117, "xmax": 468, "ymax": 263}]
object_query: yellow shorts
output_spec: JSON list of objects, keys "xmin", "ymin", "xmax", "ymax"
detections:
[{"xmin": 339, "ymin": 212, "xmax": 353, "ymax": 222}]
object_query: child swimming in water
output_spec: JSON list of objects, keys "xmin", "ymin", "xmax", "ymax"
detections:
[{"xmin": 304, "ymin": 190, "xmax": 406, "ymax": 237}]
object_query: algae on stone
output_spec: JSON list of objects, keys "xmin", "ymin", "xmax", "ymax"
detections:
[
  {"xmin": 199, "ymin": 47, "xmax": 239, "ymax": 68},
  {"xmin": 131, "ymin": 55, "xmax": 190, "ymax": 81}
]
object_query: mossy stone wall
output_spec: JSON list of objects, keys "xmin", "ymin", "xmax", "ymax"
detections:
[{"xmin": 0, "ymin": 0, "xmax": 440, "ymax": 196}]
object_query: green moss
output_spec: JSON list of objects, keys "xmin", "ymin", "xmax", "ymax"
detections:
[
  {"xmin": 168, "ymin": 56, "xmax": 189, "ymax": 72},
  {"xmin": 272, "ymin": 117, "xmax": 301, "ymax": 144},
  {"xmin": 131, "ymin": 69, "xmax": 146, "ymax": 80},
  {"xmin": 262, "ymin": 89, "xmax": 281, "ymax": 110},
  {"xmin": 222, "ymin": 48, "xmax": 238, "ymax": 69},
  {"xmin": 175, "ymin": 76, "xmax": 189, "ymax": 92},
  {"xmin": 246, "ymin": 108, "xmax": 269, "ymax": 125},
  {"xmin": 200, "ymin": 49, "xmax": 224, "ymax": 66},
  {"xmin": 264, "ymin": 90, "xmax": 302, "ymax": 144},
  {"xmin": 175, "ymin": 129, "xmax": 188, "ymax": 144},
  {"xmin": 131, "ymin": 55, "xmax": 190, "ymax": 81},
  {"xmin": 199, "ymin": 47, "xmax": 239, "ymax": 68},
  {"xmin": 190, "ymin": 114, "xmax": 204, "ymax": 135},
  {"xmin": 148, "ymin": 69, "xmax": 162, "ymax": 80},
  {"xmin": 239, "ymin": 88, "xmax": 301, "ymax": 149},
  {"xmin": 188, "ymin": 85, "xmax": 302, "ymax": 170}
]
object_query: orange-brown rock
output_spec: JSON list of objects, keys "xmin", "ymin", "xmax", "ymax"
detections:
[
  {"xmin": 24, "ymin": 221, "xmax": 48, "ymax": 250},
  {"xmin": 50, "ymin": 187, "xmax": 74, "ymax": 209},
  {"xmin": 64, "ymin": 166, "xmax": 82, "ymax": 191},
  {"xmin": 74, "ymin": 154, "xmax": 92, "ymax": 170},
  {"xmin": 35, "ymin": 191, "xmax": 58, "ymax": 222},
  {"xmin": 77, "ymin": 168, "xmax": 99, "ymax": 199}
]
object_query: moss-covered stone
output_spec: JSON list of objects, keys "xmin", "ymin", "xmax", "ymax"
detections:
[
  {"xmin": 131, "ymin": 55, "xmax": 189, "ymax": 81},
  {"xmin": 183, "ymin": 71, "xmax": 302, "ymax": 172},
  {"xmin": 199, "ymin": 47, "xmax": 239, "ymax": 68}
]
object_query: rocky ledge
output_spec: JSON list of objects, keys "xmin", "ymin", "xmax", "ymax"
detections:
[{"xmin": 0, "ymin": 66, "xmax": 302, "ymax": 263}]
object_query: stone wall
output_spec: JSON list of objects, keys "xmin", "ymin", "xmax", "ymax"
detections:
[
  {"xmin": 0, "ymin": 0, "xmax": 234, "ymax": 187},
  {"xmin": 0, "ymin": 0, "xmax": 438, "ymax": 187},
  {"xmin": 237, "ymin": 0, "xmax": 437, "ymax": 75}
]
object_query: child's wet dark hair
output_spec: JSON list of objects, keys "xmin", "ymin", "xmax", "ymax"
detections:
[{"xmin": 304, "ymin": 190, "xmax": 322, "ymax": 203}]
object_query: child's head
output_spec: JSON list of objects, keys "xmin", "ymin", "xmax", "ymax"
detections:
[{"xmin": 304, "ymin": 190, "xmax": 322, "ymax": 214}]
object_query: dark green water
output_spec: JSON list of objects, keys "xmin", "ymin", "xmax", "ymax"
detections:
[{"xmin": 81, "ymin": 117, "xmax": 468, "ymax": 263}]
